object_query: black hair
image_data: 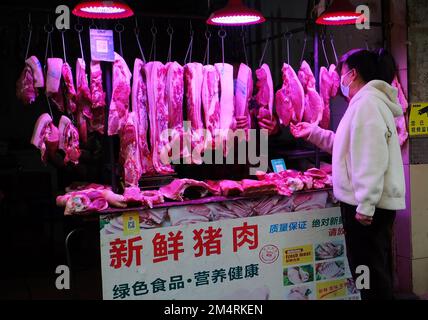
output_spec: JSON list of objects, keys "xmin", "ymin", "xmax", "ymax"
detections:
[{"xmin": 337, "ymin": 48, "xmax": 397, "ymax": 84}]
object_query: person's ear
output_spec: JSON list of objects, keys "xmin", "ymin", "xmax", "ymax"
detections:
[{"xmin": 350, "ymin": 68, "xmax": 357, "ymax": 81}]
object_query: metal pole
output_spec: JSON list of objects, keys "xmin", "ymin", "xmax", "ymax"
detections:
[
  {"xmin": 102, "ymin": 63, "xmax": 117, "ymax": 193},
  {"xmin": 314, "ymin": 23, "xmax": 321, "ymax": 169},
  {"xmin": 99, "ymin": 20, "xmax": 118, "ymax": 193}
]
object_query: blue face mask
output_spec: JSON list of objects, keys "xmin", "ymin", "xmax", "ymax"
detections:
[{"xmin": 340, "ymin": 70, "xmax": 354, "ymax": 98}]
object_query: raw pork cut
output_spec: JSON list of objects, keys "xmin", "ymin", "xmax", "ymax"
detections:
[
  {"xmin": 57, "ymin": 186, "xmax": 126, "ymax": 215},
  {"xmin": 57, "ymin": 190, "xmax": 108, "ymax": 215},
  {"xmin": 392, "ymin": 76, "xmax": 409, "ymax": 146},
  {"xmin": 17, "ymin": 56, "xmax": 44, "ymax": 105},
  {"xmin": 241, "ymin": 179, "xmax": 278, "ymax": 197},
  {"xmin": 166, "ymin": 62, "xmax": 184, "ymax": 131},
  {"xmin": 234, "ymin": 63, "xmax": 253, "ymax": 131},
  {"xmin": 275, "ymin": 63, "xmax": 305, "ymax": 126},
  {"xmin": 255, "ymin": 64, "xmax": 274, "ymax": 122},
  {"xmin": 255, "ymin": 64, "xmax": 274, "ymax": 114},
  {"xmin": 119, "ymin": 112, "xmax": 142, "ymax": 187},
  {"xmin": 315, "ymin": 242, "xmax": 344, "ymax": 260},
  {"xmin": 202, "ymin": 65, "xmax": 220, "ymax": 146},
  {"xmin": 184, "ymin": 62, "xmax": 204, "ymax": 130},
  {"xmin": 26, "ymin": 56, "xmax": 44, "ymax": 88},
  {"xmin": 76, "ymin": 58, "xmax": 92, "ymax": 144},
  {"xmin": 159, "ymin": 179, "xmax": 218, "ymax": 201},
  {"xmin": 144, "ymin": 61, "xmax": 174, "ymax": 174},
  {"xmin": 88, "ymin": 61, "xmax": 106, "ymax": 134},
  {"xmin": 16, "ymin": 63, "xmax": 37, "ymax": 105},
  {"xmin": 90, "ymin": 60, "xmax": 106, "ymax": 109},
  {"xmin": 123, "ymin": 186, "xmax": 144, "ymax": 205},
  {"xmin": 140, "ymin": 190, "xmax": 165, "ymax": 208},
  {"xmin": 298, "ymin": 61, "xmax": 324, "ymax": 125},
  {"xmin": 31, "ymin": 113, "xmax": 59, "ymax": 162},
  {"xmin": 123, "ymin": 187, "xmax": 164, "ymax": 208},
  {"xmin": 58, "ymin": 115, "xmax": 81, "ymax": 165},
  {"xmin": 184, "ymin": 62, "xmax": 205, "ymax": 162},
  {"xmin": 319, "ymin": 65, "xmax": 340, "ymax": 129},
  {"xmin": 132, "ymin": 58, "xmax": 155, "ymax": 175},
  {"xmin": 215, "ymin": 63, "xmax": 236, "ymax": 154},
  {"xmin": 46, "ymin": 58, "xmax": 64, "ymax": 112},
  {"xmin": 108, "ymin": 53, "xmax": 132, "ymax": 136},
  {"xmin": 166, "ymin": 62, "xmax": 186, "ymax": 162},
  {"xmin": 61, "ymin": 62, "xmax": 77, "ymax": 114},
  {"xmin": 287, "ymin": 267, "xmax": 310, "ymax": 284},
  {"xmin": 219, "ymin": 180, "xmax": 244, "ymax": 197}
]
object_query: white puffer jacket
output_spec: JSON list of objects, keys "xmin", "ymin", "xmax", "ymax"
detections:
[{"xmin": 307, "ymin": 80, "xmax": 406, "ymax": 217}]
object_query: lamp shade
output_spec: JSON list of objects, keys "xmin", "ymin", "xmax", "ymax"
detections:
[
  {"xmin": 316, "ymin": 0, "xmax": 365, "ymax": 26},
  {"xmin": 72, "ymin": 1, "xmax": 134, "ymax": 19},
  {"xmin": 207, "ymin": 0, "xmax": 265, "ymax": 26}
]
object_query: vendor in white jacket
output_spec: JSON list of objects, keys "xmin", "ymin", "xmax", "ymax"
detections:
[{"xmin": 291, "ymin": 48, "xmax": 406, "ymax": 300}]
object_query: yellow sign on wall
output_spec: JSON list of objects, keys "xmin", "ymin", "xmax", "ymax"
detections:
[{"xmin": 409, "ymin": 103, "xmax": 428, "ymax": 137}]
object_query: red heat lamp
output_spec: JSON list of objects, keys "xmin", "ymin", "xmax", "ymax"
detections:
[
  {"xmin": 316, "ymin": 0, "xmax": 365, "ymax": 26},
  {"xmin": 72, "ymin": 0, "xmax": 134, "ymax": 19},
  {"xmin": 207, "ymin": 0, "xmax": 265, "ymax": 26}
]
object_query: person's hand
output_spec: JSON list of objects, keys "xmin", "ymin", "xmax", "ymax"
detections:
[
  {"xmin": 355, "ymin": 212, "xmax": 373, "ymax": 226},
  {"xmin": 257, "ymin": 115, "xmax": 279, "ymax": 136},
  {"xmin": 235, "ymin": 116, "xmax": 249, "ymax": 130},
  {"xmin": 290, "ymin": 122, "xmax": 314, "ymax": 140}
]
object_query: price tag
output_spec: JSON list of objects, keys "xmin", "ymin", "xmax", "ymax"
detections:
[
  {"xmin": 123, "ymin": 212, "xmax": 140, "ymax": 237},
  {"xmin": 409, "ymin": 103, "xmax": 428, "ymax": 137},
  {"xmin": 90, "ymin": 29, "xmax": 115, "ymax": 62},
  {"xmin": 271, "ymin": 159, "xmax": 287, "ymax": 173}
]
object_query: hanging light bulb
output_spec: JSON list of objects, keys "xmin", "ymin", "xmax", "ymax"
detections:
[
  {"xmin": 72, "ymin": 0, "xmax": 134, "ymax": 19},
  {"xmin": 207, "ymin": 0, "xmax": 265, "ymax": 26},
  {"xmin": 316, "ymin": 0, "xmax": 365, "ymax": 26}
]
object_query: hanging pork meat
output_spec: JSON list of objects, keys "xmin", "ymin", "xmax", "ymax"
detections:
[
  {"xmin": 275, "ymin": 63, "xmax": 305, "ymax": 127},
  {"xmin": 76, "ymin": 58, "xmax": 93, "ymax": 144},
  {"xmin": 16, "ymin": 56, "xmax": 44, "ymax": 105},
  {"xmin": 62, "ymin": 62, "xmax": 77, "ymax": 114},
  {"xmin": 119, "ymin": 112, "xmax": 142, "ymax": 187},
  {"xmin": 215, "ymin": 63, "xmax": 235, "ymax": 155},
  {"xmin": 202, "ymin": 64, "xmax": 220, "ymax": 149},
  {"xmin": 144, "ymin": 61, "xmax": 174, "ymax": 174},
  {"xmin": 31, "ymin": 113, "xmax": 59, "ymax": 163},
  {"xmin": 46, "ymin": 58, "xmax": 64, "ymax": 112},
  {"xmin": 166, "ymin": 61, "xmax": 185, "ymax": 162},
  {"xmin": 184, "ymin": 62, "xmax": 204, "ymax": 163},
  {"xmin": 89, "ymin": 60, "xmax": 106, "ymax": 134},
  {"xmin": 255, "ymin": 63, "xmax": 274, "ymax": 124},
  {"xmin": 58, "ymin": 115, "xmax": 81, "ymax": 165},
  {"xmin": 298, "ymin": 61, "xmax": 324, "ymax": 125},
  {"xmin": 108, "ymin": 52, "xmax": 132, "ymax": 136},
  {"xmin": 132, "ymin": 58, "xmax": 155, "ymax": 175},
  {"xmin": 26, "ymin": 56, "xmax": 45, "ymax": 88},
  {"xmin": 319, "ymin": 64, "xmax": 340, "ymax": 129},
  {"xmin": 234, "ymin": 63, "xmax": 253, "ymax": 137}
]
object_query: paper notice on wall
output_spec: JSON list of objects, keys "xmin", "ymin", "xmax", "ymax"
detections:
[{"xmin": 90, "ymin": 29, "xmax": 115, "ymax": 62}]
